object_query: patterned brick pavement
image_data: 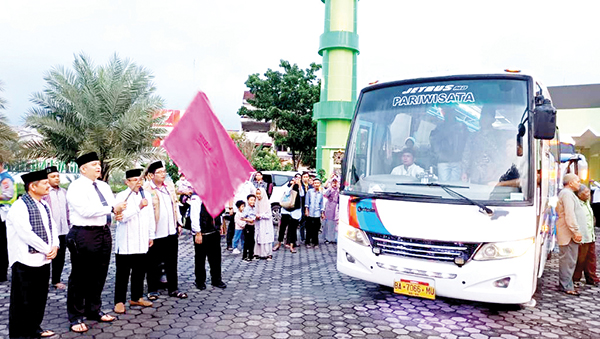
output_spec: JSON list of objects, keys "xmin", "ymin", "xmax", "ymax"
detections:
[{"xmin": 0, "ymin": 228, "xmax": 599, "ymax": 339}]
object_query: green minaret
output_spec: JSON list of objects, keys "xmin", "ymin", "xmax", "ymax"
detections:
[{"xmin": 313, "ymin": 0, "xmax": 359, "ymax": 177}]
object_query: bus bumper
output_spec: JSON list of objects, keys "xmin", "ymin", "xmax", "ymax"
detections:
[{"xmin": 337, "ymin": 236, "xmax": 536, "ymax": 304}]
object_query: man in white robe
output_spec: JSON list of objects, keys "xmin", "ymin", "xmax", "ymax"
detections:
[{"xmin": 113, "ymin": 168, "xmax": 156, "ymax": 314}]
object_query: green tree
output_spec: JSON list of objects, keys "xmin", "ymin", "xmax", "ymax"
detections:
[
  {"xmin": 229, "ymin": 131, "xmax": 261, "ymax": 165},
  {"xmin": 252, "ymin": 149, "xmax": 282, "ymax": 171},
  {"xmin": 165, "ymin": 157, "xmax": 181, "ymax": 183},
  {"xmin": 238, "ymin": 60, "xmax": 321, "ymax": 170},
  {"xmin": 25, "ymin": 53, "xmax": 165, "ymax": 181},
  {"xmin": 0, "ymin": 80, "xmax": 19, "ymax": 163}
]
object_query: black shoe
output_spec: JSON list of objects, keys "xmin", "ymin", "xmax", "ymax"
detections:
[
  {"xmin": 213, "ymin": 282, "xmax": 227, "ymax": 289},
  {"xmin": 196, "ymin": 282, "xmax": 207, "ymax": 290}
]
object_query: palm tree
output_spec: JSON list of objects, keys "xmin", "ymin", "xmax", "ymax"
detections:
[
  {"xmin": 25, "ymin": 53, "xmax": 165, "ymax": 181},
  {"xmin": 0, "ymin": 80, "xmax": 19, "ymax": 163}
]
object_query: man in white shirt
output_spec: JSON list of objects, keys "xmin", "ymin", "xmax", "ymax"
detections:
[
  {"xmin": 43, "ymin": 165, "xmax": 70, "ymax": 290},
  {"xmin": 391, "ymin": 148, "xmax": 425, "ymax": 178},
  {"xmin": 144, "ymin": 161, "xmax": 187, "ymax": 300},
  {"xmin": 113, "ymin": 168, "xmax": 156, "ymax": 314},
  {"xmin": 65, "ymin": 152, "xmax": 127, "ymax": 333},
  {"xmin": 7, "ymin": 169, "xmax": 59, "ymax": 339}
]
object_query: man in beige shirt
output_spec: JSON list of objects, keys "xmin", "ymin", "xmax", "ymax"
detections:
[{"xmin": 556, "ymin": 173, "xmax": 583, "ymax": 295}]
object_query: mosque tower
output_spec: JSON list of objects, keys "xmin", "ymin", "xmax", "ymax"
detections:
[{"xmin": 313, "ymin": 0, "xmax": 359, "ymax": 176}]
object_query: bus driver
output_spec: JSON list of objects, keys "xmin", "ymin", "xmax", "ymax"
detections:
[{"xmin": 391, "ymin": 148, "xmax": 424, "ymax": 178}]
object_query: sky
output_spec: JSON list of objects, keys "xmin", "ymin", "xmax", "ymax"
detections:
[{"xmin": 1, "ymin": 0, "xmax": 599, "ymax": 130}]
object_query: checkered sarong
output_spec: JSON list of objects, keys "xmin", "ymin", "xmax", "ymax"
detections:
[{"xmin": 21, "ymin": 193, "xmax": 53, "ymax": 254}]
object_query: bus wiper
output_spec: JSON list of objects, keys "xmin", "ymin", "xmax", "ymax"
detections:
[
  {"xmin": 376, "ymin": 191, "xmax": 442, "ymax": 199},
  {"xmin": 396, "ymin": 182, "xmax": 494, "ymax": 216},
  {"xmin": 346, "ymin": 191, "xmax": 441, "ymax": 201}
]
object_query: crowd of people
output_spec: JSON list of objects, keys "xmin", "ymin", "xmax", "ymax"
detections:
[
  {"xmin": 204, "ymin": 170, "xmax": 341, "ymax": 258},
  {"xmin": 0, "ymin": 155, "xmax": 341, "ymax": 338}
]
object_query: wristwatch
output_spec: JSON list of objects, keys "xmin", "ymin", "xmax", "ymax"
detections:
[{"xmin": 111, "ymin": 206, "xmax": 115, "ymax": 214}]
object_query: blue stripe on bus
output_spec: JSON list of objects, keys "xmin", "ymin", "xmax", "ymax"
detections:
[{"xmin": 355, "ymin": 199, "xmax": 391, "ymax": 235}]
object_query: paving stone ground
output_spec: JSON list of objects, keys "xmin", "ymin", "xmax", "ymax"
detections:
[{"xmin": 0, "ymin": 227, "xmax": 599, "ymax": 339}]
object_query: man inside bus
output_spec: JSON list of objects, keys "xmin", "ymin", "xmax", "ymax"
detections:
[
  {"xmin": 493, "ymin": 138, "xmax": 525, "ymax": 188},
  {"xmin": 461, "ymin": 106, "xmax": 504, "ymax": 184},
  {"xmin": 391, "ymin": 148, "xmax": 424, "ymax": 178},
  {"xmin": 430, "ymin": 107, "xmax": 468, "ymax": 182}
]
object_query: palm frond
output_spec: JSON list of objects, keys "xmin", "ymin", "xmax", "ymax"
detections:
[{"xmin": 25, "ymin": 53, "xmax": 165, "ymax": 178}]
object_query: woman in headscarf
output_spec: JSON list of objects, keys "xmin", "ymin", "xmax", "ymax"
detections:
[
  {"xmin": 253, "ymin": 188, "xmax": 274, "ymax": 260},
  {"xmin": 322, "ymin": 175, "xmax": 340, "ymax": 243}
]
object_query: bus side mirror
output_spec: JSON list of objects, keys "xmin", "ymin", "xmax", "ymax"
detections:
[{"xmin": 533, "ymin": 97, "xmax": 557, "ymax": 140}]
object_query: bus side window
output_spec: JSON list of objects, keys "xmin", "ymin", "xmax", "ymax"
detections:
[{"xmin": 355, "ymin": 123, "xmax": 372, "ymax": 177}]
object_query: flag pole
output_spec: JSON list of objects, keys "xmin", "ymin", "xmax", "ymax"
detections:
[{"xmin": 124, "ymin": 165, "xmax": 152, "ymax": 201}]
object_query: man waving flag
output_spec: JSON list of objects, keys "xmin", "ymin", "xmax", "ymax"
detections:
[{"xmin": 163, "ymin": 92, "xmax": 255, "ymax": 217}]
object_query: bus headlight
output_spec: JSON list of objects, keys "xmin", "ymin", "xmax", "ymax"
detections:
[
  {"xmin": 342, "ymin": 224, "xmax": 371, "ymax": 247},
  {"xmin": 473, "ymin": 237, "xmax": 534, "ymax": 261}
]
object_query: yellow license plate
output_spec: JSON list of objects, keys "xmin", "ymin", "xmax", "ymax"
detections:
[{"xmin": 394, "ymin": 278, "xmax": 436, "ymax": 300}]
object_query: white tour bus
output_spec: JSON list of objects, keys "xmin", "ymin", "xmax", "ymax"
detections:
[{"xmin": 338, "ymin": 71, "xmax": 560, "ymax": 304}]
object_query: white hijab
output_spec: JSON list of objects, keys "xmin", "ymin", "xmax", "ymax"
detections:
[{"xmin": 255, "ymin": 187, "xmax": 270, "ymax": 218}]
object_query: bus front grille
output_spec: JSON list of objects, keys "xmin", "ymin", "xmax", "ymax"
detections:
[{"xmin": 366, "ymin": 232, "xmax": 481, "ymax": 263}]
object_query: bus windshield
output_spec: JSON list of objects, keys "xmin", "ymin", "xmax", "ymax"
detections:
[{"xmin": 343, "ymin": 77, "xmax": 531, "ymax": 204}]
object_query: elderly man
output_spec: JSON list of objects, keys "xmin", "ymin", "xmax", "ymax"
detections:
[
  {"xmin": 144, "ymin": 161, "xmax": 187, "ymax": 300},
  {"xmin": 66, "ymin": 152, "xmax": 127, "ymax": 333},
  {"xmin": 6, "ymin": 170, "xmax": 59, "ymax": 339},
  {"xmin": 113, "ymin": 168, "xmax": 156, "ymax": 314},
  {"xmin": 556, "ymin": 173, "xmax": 583, "ymax": 296},
  {"xmin": 43, "ymin": 166, "xmax": 70, "ymax": 290}
]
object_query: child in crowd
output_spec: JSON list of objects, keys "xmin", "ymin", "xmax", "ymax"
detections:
[
  {"xmin": 254, "ymin": 188, "xmax": 274, "ymax": 260},
  {"xmin": 231, "ymin": 200, "xmax": 246, "ymax": 255},
  {"xmin": 305, "ymin": 178, "xmax": 324, "ymax": 248},
  {"xmin": 241, "ymin": 194, "xmax": 257, "ymax": 261}
]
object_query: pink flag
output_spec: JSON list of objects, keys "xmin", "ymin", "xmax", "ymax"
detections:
[{"xmin": 163, "ymin": 92, "xmax": 255, "ymax": 217}]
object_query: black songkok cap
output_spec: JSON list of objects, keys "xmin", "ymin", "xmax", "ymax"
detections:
[
  {"xmin": 125, "ymin": 168, "xmax": 143, "ymax": 179},
  {"xmin": 22, "ymin": 170, "xmax": 48, "ymax": 186},
  {"xmin": 75, "ymin": 152, "xmax": 99, "ymax": 167},
  {"xmin": 45, "ymin": 166, "xmax": 58, "ymax": 175},
  {"xmin": 147, "ymin": 161, "xmax": 164, "ymax": 174}
]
